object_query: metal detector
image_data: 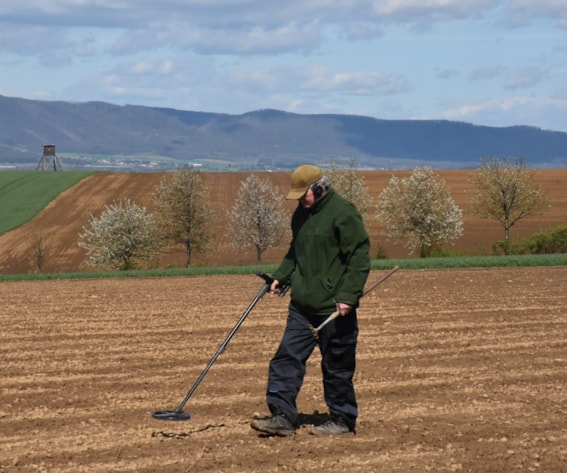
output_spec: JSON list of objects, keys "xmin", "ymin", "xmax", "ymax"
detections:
[
  {"xmin": 307, "ymin": 265, "xmax": 399, "ymax": 339},
  {"xmin": 152, "ymin": 272, "xmax": 289, "ymax": 421}
]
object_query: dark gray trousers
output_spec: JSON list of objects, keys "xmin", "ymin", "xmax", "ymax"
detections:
[{"xmin": 266, "ymin": 303, "xmax": 358, "ymax": 430}]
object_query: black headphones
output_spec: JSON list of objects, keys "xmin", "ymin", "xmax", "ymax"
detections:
[
  {"xmin": 310, "ymin": 178, "xmax": 327, "ymax": 199},
  {"xmin": 311, "ymin": 182, "xmax": 323, "ymax": 199}
]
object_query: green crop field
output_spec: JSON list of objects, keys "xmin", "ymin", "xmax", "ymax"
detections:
[{"xmin": 0, "ymin": 171, "xmax": 94, "ymax": 235}]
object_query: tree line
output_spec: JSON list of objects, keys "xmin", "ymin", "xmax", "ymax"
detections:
[{"xmin": 75, "ymin": 157, "xmax": 549, "ymax": 271}]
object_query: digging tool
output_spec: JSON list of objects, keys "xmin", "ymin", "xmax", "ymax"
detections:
[
  {"xmin": 308, "ymin": 265, "xmax": 399, "ymax": 339},
  {"xmin": 152, "ymin": 272, "xmax": 289, "ymax": 422}
]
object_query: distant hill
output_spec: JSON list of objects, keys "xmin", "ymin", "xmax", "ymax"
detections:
[{"xmin": 1, "ymin": 95, "xmax": 567, "ymax": 171}]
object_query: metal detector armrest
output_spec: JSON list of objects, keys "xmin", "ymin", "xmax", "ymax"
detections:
[{"xmin": 255, "ymin": 272, "xmax": 290, "ymax": 297}]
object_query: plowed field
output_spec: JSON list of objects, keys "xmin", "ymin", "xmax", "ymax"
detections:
[
  {"xmin": 1, "ymin": 268, "xmax": 566, "ymax": 472},
  {"xmin": 1, "ymin": 169, "xmax": 567, "ymax": 274}
]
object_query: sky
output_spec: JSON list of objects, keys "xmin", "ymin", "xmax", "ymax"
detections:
[{"xmin": 1, "ymin": 0, "xmax": 566, "ymax": 132}]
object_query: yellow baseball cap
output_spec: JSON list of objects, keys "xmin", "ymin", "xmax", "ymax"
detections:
[{"xmin": 286, "ymin": 164, "xmax": 323, "ymax": 199}]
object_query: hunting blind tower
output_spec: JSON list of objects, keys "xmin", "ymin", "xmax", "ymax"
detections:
[{"xmin": 37, "ymin": 144, "xmax": 63, "ymax": 171}]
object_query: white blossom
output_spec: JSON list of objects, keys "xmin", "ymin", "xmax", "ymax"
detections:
[
  {"xmin": 226, "ymin": 174, "xmax": 290, "ymax": 264},
  {"xmin": 78, "ymin": 198, "xmax": 163, "ymax": 270},
  {"xmin": 323, "ymin": 158, "xmax": 374, "ymax": 222},
  {"xmin": 377, "ymin": 166, "xmax": 463, "ymax": 257}
]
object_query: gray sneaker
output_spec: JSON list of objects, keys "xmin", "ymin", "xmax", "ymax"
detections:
[
  {"xmin": 310, "ymin": 417, "xmax": 353, "ymax": 436},
  {"xmin": 251, "ymin": 414, "xmax": 295, "ymax": 437}
]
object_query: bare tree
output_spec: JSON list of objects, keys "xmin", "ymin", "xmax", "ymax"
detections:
[
  {"xmin": 226, "ymin": 174, "xmax": 290, "ymax": 264},
  {"xmin": 323, "ymin": 159, "xmax": 375, "ymax": 222},
  {"xmin": 29, "ymin": 231, "xmax": 51, "ymax": 273},
  {"xmin": 377, "ymin": 166, "xmax": 463, "ymax": 257},
  {"xmin": 154, "ymin": 166, "xmax": 215, "ymax": 268},
  {"xmin": 78, "ymin": 198, "xmax": 163, "ymax": 271},
  {"xmin": 470, "ymin": 157, "xmax": 549, "ymax": 253}
]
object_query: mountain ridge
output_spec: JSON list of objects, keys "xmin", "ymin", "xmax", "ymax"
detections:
[{"xmin": 1, "ymin": 95, "xmax": 566, "ymax": 170}]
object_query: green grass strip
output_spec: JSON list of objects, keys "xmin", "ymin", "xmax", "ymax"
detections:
[
  {"xmin": 370, "ymin": 253, "xmax": 567, "ymax": 270},
  {"xmin": 0, "ymin": 171, "xmax": 94, "ymax": 235},
  {"xmin": 1, "ymin": 253, "xmax": 565, "ymax": 282}
]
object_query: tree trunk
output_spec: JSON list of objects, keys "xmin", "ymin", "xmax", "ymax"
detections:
[
  {"xmin": 186, "ymin": 243, "xmax": 192, "ymax": 268},
  {"xmin": 419, "ymin": 235, "xmax": 429, "ymax": 258},
  {"xmin": 504, "ymin": 219, "xmax": 511, "ymax": 255}
]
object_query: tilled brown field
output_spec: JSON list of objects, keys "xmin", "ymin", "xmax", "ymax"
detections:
[
  {"xmin": 1, "ymin": 169, "xmax": 567, "ymax": 274},
  {"xmin": 1, "ymin": 268, "xmax": 566, "ymax": 472}
]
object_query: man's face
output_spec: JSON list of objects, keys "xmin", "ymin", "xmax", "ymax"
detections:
[{"xmin": 299, "ymin": 187, "xmax": 316, "ymax": 208}]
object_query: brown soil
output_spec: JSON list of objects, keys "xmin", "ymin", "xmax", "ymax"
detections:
[
  {"xmin": 1, "ymin": 169, "xmax": 566, "ymax": 274},
  {"xmin": 1, "ymin": 268, "xmax": 566, "ymax": 472}
]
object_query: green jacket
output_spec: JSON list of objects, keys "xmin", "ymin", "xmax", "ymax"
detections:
[{"xmin": 273, "ymin": 189, "xmax": 370, "ymax": 316}]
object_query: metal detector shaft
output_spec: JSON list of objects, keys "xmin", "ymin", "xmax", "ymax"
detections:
[
  {"xmin": 152, "ymin": 272, "xmax": 287, "ymax": 421},
  {"xmin": 172, "ymin": 283, "xmax": 268, "ymax": 412},
  {"xmin": 361, "ymin": 265, "xmax": 399, "ymax": 298},
  {"xmin": 308, "ymin": 265, "xmax": 399, "ymax": 339}
]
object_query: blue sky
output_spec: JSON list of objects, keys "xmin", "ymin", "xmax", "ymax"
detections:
[{"xmin": 1, "ymin": 0, "xmax": 566, "ymax": 132}]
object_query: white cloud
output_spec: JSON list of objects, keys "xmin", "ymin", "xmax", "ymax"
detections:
[
  {"xmin": 0, "ymin": 24, "xmax": 69, "ymax": 55},
  {"xmin": 176, "ymin": 24, "xmax": 322, "ymax": 55},
  {"xmin": 225, "ymin": 66, "xmax": 294, "ymax": 91},
  {"xmin": 219, "ymin": 62, "xmax": 409, "ymax": 97},
  {"xmin": 442, "ymin": 96, "xmax": 567, "ymax": 131},
  {"xmin": 506, "ymin": 0, "xmax": 567, "ymax": 28},
  {"xmin": 329, "ymin": 72, "xmax": 409, "ymax": 95},
  {"xmin": 436, "ymin": 67, "xmax": 459, "ymax": 79},
  {"xmin": 131, "ymin": 62, "xmax": 158, "ymax": 75},
  {"xmin": 1, "ymin": 1, "xmax": 564, "ymax": 61},
  {"xmin": 342, "ymin": 21, "xmax": 385, "ymax": 40},
  {"xmin": 503, "ymin": 67, "xmax": 547, "ymax": 90},
  {"xmin": 1, "ymin": 0, "xmax": 566, "ymax": 132},
  {"xmin": 108, "ymin": 21, "xmax": 322, "ymax": 56},
  {"xmin": 371, "ymin": 0, "xmax": 499, "ymax": 19},
  {"xmin": 301, "ymin": 63, "xmax": 409, "ymax": 95},
  {"xmin": 468, "ymin": 66, "xmax": 504, "ymax": 80}
]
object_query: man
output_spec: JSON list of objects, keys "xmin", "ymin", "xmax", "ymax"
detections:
[{"xmin": 251, "ymin": 164, "xmax": 370, "ymax": 437}]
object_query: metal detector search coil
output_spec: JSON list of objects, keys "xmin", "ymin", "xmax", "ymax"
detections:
[{"xmin": 152, "ymin": 272, "xmax": 288, "ymax": 422}]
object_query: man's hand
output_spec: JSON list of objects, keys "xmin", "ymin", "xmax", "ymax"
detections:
[
  {"xmin": 270, "ymin": 279, "xmax": 280, "ymax": 294},
  {"xmin": 336, "ymin": 302, "xmax": 352, "ymax": 316}
]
